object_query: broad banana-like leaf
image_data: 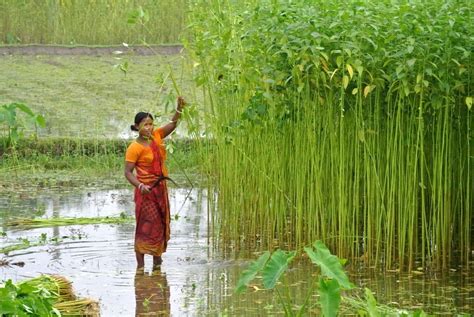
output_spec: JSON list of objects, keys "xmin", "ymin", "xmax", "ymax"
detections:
[
  {"xmin": 12, "ymin": 103, "xmax": 35, "ymax": 117},
  {"xmin": 262, "ymin": 250, "xmax": 296, "ymax": 289},
  {"xmin": 304, "ymin": 241, "xmax": 354, "ymax": 289},
  {"xmin": 319, "ymin": 277, "xmax": 341, "ymax": 317},
  {"xmin": 235, "ymin": 251, "xmax": 270, "ymax": 293},
  {"xmin": 35, "ymin": 115, "xmax": 46, "ymax": 128}
]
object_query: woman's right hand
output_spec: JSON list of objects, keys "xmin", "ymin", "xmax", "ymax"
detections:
[{"xmin": 138, "ymin": 183, "xmax": 151, "ymax": 194}]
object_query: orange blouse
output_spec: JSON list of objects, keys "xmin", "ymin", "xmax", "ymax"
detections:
[{"xmin": 125, "ymin": 128, "xmax": 168, "ymax": 184}]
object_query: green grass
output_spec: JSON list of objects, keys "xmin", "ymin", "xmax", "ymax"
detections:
[
  {"xmin": 0, "ymin": 53, "xmax": 197, "ymax": 138},
  {"xmin": 0, "ymin": 137, "xmax": 202, "ymax": 193},
  {"xmin": 0, "ymin": 0, "xmax": 187, "ymax": 45}
]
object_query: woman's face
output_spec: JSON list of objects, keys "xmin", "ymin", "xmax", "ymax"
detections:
[{"xmin": 137, "ymin": 117, "xmax": 154, "ymax": 138}]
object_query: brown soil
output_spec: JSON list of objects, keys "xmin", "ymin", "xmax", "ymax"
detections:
[{"xmin": 0, "ymin": 44, "xmax": 183, "ymax": 56}]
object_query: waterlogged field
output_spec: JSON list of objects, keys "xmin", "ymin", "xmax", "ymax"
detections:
[
  {"xmin": 1, "ymin": 0, "xmax": 473, "ymax": 315},
  {"xmin": 1, "ymin": 186, "xmax": 473, "ymax": 315}
]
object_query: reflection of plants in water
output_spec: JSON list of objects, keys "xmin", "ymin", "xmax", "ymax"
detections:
[
  {"xmin": 142, "ymin": 296, "xmax": 150, "ymax": 311},
  {"xmin": 135, "ymin": 270, "xmax": 170, "ymax": 315},
  {"xmin": 67, "ymin": 228, "xmax": 87, "ymax": 240},
  {"xmin": 236, "ymin": 241, "xmax": 427, "ymax": 316},
  {"xmin": 33, "ymin": 204, "xmax": 47, "ymax": 218}
]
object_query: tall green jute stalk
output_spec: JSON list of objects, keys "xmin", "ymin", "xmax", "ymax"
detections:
[
  {"xmin": 186, "ymin": 0, "xmax": 473, "ymax": 270},
  {"xmin": 0, "ymin": 0, "xmax": 187, "ymax": 45}
]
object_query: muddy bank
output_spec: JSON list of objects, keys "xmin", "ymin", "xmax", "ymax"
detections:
[{"xmin": 0, "ymin": 44, "xmax": 183, "ymax": 56}]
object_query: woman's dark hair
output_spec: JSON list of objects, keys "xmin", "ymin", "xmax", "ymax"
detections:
[{"xmin": 131, "ymin": 112, "xmax": 154, "ymax": 131}]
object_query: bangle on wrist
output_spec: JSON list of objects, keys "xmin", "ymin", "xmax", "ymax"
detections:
[
  {"xmin": 176, "ymin": 108, "xmax": 183, "ymax": 114},
  {"xmin": 138, "ymin": 183, "xmax": 144, "ymax": 190}
]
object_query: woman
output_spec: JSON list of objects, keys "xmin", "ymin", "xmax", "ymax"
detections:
[{"xmin": 125, "ymin": 96, "xmax": 185, "ymax": 268}]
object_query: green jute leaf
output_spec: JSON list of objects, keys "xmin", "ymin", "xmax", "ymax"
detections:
[{"xmin": 466, "ymin": 96, "xmax": 472, "ymax": 110}]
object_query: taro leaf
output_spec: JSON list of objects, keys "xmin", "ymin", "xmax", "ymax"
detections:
[
  {"xmin": 12, "ymin": 103, "xmax": 35, "ymax": 117},
  {"xmin": 0, "ymin": 108, "xmax": 6, "ymax": 123},
  {"xmin": 262, "ymin": 250, "xmax": 296, "ymax": 289},
  {"xmin": 235, "ymin": 251, "xmax": 270, "ymax": 293},
  {"xmin": 319, "ymin": 277, "xmax": 340, "ymax": 317},
  {"xmin": 364, "ymin": 288, "xmax": 379, "ymax": 317},
  {"xmin": 411, "ymin": 309, "xmax": 428, "ymax": 317},
  {"xmin": 304, "ymin": 241, "xmax": 353, "ymax": 289},
  {"xmin": 35, "ymin": 115, "xmax": 46, "ymax": 128}
]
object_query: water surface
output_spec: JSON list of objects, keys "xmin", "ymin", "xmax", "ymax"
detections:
[{"xmin": 1, "ymin": 187, "xmax": 472, "ymax": 316}]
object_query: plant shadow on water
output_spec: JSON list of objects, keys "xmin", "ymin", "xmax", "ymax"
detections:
[{"xmin": 0, "ymin": 186, "xmax": 473, "ymax": 315}]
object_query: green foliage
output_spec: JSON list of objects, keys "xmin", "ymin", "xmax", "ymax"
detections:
[
  {"xmin": 127, "ymin": 6, "xmax": 149, "ymax": 25},
  {"xmin": 0, "ymin": 0, "xmax": 187, "ymax": 45},
  {"xmin": 319, "ymin": 278, "xmax": 341, "ymax": 317},
  {"xmin": 236, "ymin": 240, "xmax": 431, "ymax": 316},
  {"xmin": 262, "ymin": 250, "xmax": 296, "ymax": 289},
  {"xmin": 188, "ymin": 0, "xmax": 473, "ymax": 270},
  {"xmin": 235, "ymin": 251, "xmax": 270, "ymax": 293},
  {"xmin": 364, "ymin": 288, "xmax": 379, "ymax": 317},
  {"xmin": 235, "ymin": 240, "xmax": 352, "ymax": 316},
  {"xmin": 0, "ymin": 279, "xmax": 60, "ymax": 316},
  {"xmin": 304, "ymin": 241, "xmax": 354, "ymax": 289},
  {"xmin": 0, "ymin": 275, "xmax": 98, "ymax": 316},
  {"xmin": 0, "ymin": 103, "xmax": 45, "ymax": 147}
]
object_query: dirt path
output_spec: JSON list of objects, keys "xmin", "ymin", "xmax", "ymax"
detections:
[{"xmin": 0, "ymin": 44, "xmax": 183, "ymax": 56}]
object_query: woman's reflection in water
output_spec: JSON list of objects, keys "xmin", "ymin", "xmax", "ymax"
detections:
[{"xmin": 135, "ymin": 267, "xmax": 170, "ymax": 316}]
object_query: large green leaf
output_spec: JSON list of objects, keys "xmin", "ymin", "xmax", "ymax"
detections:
[
  {"xmin": 12, "ymin": 103, "xmax": 35, "ymax": 117},
  {"xmin": 0, "ymin": 108, "xmax": 7, "ymax": 123},
  {"xmin": 262, "ymin": 250, "xmax": 296, "ymax": 289},
  {"xmin": 304, "ymin": 241, "xmax": 354, "ymax": 289},
  {"xmin": 35, "ymin": 114, "xmax": 46, "ymax": 128},
  {"xmin": 0, "ymin": 106, "xmax": 16, "ymax": 126},
  {"xmin": 235, "ymin": 251, "xmax": 270, "ymax": 293},
  {"xmin": 364, "ymin": 288, "xmax": 379, "ymax": 317},
  {"xmin": 319, "ymin": 277, "xmax": 341, "ymax": 317}
]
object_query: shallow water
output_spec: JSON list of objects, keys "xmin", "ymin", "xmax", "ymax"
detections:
[{"xmin": 1, "ymin": 187, "xmax": 473, "ymax": 316}]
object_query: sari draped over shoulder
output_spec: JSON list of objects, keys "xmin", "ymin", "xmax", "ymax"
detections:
[{"xmin": 132, "ymin": 133, "xmax": 170, "ymax": 257}]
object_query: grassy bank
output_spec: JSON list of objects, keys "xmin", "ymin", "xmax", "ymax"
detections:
[
  {"xmin": 0, "ymin": 0, "xmax": 187, "ymax": 45},
  {"xmin": 0, "ymin": 137, "xmax": 201, "ymax": 190},
  {"xmin": 0, "ymin": 53, "xmax": 198, "ymax": 138}
]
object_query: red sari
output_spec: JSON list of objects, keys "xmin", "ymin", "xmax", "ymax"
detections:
[{"xmin": 131, "ymin": 136, "xmax": 170, "ymax": 256}]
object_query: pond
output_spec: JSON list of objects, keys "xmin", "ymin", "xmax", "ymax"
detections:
[{"xmin": 1, "ymin": 186, "xmax": 473, "ymax": 316}]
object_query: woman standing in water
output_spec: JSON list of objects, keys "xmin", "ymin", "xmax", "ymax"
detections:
[{"xmin": 125, "ymin": 96, "xmax": 185, "ymax": 268}]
